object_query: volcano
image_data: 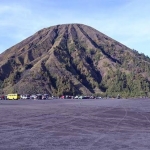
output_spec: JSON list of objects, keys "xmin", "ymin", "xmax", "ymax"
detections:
[{"xmin": 0, "ymin": 24, "xmax": 150, "ymax": 97}]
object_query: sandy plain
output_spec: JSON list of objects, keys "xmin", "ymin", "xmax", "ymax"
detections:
[{"xmin": 0, "ymin": 98, "xmax": 150, "ymax": 150}]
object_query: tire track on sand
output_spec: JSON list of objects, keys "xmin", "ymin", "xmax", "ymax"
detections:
[{"xmin": 88, "ymin": 106, "xmax": 128, "ymax": 148}]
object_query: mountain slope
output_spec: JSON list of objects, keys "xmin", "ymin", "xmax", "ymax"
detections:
[{"xmin": 0, "ymin": 24, "xmax": 150, "ymax": 97}]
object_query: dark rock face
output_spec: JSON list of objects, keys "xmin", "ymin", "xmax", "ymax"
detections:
[{"xmin": 0, "ymin": 24, "xmax": 150, "ymax": 97}]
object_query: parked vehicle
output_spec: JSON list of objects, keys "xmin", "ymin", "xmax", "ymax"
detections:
[
  {"xmin": 96, "ymin": 97, "xmax": 102, "ymax": 99},
  {"xmin": 30, "ymin": 95, "xmax": 37, "ymax": 99},
  {"xmin": 0, "ymin": 95, "xmax": 7, "ymax": 100},
  {"xmin": 7, "ymin": 93, "xmax": 20, "ymax": 100},
  {"xmin": 74, "ymin": 96, "xmax": 79, "ymax": 99},
  {"xmin": 78, "ymin": 96, "xmax": 90, "ymax": 99},
  {"xmin": 60, "ymin": 95, "xmax": 65, "ymax": 99},
  {"xmin": 42, "ymin": 94, "xmax": 49, "ymax": 99},
  {"xmin": 36, "ymin": 94, "xmax": 42, "ymax": 100},
  {"xmin": 21, "ymin": 94, "xmax": 30, "ymax": 99}
]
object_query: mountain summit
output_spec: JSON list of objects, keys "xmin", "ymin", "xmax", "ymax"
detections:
[{"xmin": 0, "ymin": 24, "xmax": 150, "ymax": 97}]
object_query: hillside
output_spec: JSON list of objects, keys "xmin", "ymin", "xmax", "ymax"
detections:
[{"xmin": 0, "ymin": 24, "xmax": 150, "ymax": 97}]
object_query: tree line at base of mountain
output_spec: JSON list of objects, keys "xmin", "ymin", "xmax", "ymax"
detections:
[
  {"xmin": 0, "ymin": 68, "xmax": 149, "ymax": 99},
  {"xmin": 101, "ymin": 69, "xmax": 150, "ymax": 98}
]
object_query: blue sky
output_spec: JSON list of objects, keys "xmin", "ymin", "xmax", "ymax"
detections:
[{"xmin": 0, "ymin": 0, "xmax": 150, "ymax": 57}]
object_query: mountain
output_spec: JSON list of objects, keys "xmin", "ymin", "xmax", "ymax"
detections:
[{"xmin": 0, "ymin": 23, "xmax": 150, "ymax": 97}]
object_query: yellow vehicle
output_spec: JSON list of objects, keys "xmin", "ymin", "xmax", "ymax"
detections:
[{"xmin": 7, "ymin": 93, "xmax": 20, "ymax": 100}]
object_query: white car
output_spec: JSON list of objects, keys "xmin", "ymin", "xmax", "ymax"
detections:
[
  {"xmin": 21, "ymin": 95, "xmax": 30, "ymax": 99},
  {"xmin": 74, "ymin": 96, "xmax": 79, "ymax": 99},
  {"xmin": 30, "ymin": 95, "xmax": 37, "ymax": 99}
]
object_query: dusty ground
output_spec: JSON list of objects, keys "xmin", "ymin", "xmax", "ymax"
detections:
[{"xmin": 0, "ymin": 98, "xmax": 150, "ymax": 150}]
